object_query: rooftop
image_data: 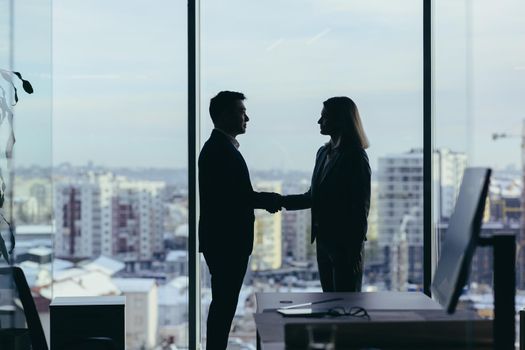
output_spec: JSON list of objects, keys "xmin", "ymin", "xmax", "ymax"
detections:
[
  {"xmin": 16, "ymin": 225, "xmax": 54, "ymax": 235},
  {"xmin": 28, "ymin": 246, "xmax": 53, "ymax": 257},
  {"xmin": 84, "ymin": 255, "xmax": 125, "ymax": 276},
  {"xmin": 113, "ymin": 278, "xmax": 156, "ymax": 293},
  {"xmin": 166, "ymin": 250, "xmax": 187, "ymax": 261}
]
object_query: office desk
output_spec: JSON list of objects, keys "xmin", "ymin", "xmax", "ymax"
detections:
[
  {"xmin": 254, "ymin": 292, "xmax": 492, "ymax": 350},
  {"xmin": 256, "ymin": 292, "xmax": 442, "ymax": 313}
]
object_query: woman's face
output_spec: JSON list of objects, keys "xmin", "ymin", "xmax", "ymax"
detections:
[{"xmin": 318, "ymin": 106, "xmax": 341, "ymax": 136}]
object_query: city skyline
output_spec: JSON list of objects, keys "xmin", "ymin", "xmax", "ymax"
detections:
[
  {"xmin": 4, "ymin": 1, "xmax": 524, "ymax": 349},
  {"xmin": 14, "ymin": 146, "xmax": 524, "ymax": 180},
  {"xmin": 12, "ymin": 148, "xmax": 525, "ymax": 349}
]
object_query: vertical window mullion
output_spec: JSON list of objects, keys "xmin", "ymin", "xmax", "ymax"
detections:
[
  {"xmin": 188, "ymin": 0, "xmax": 201, "ymax": 348},
  {"xmin": 423, "ymin": 0, "xmax": 433, "ymax": 296}
]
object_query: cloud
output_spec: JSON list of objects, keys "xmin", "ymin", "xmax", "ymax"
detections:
[
  {"xmin": 306, "ymin": 28, "xmax": 332, "ymax": 45},
  {"xmin": 265, "ymin": 38, "xmax": 285, "ymax": 52}
]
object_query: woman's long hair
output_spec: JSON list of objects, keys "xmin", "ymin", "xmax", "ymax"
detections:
[{"xmin": 323, "ymin": 96, "xmax": 369, "ymax": 149}]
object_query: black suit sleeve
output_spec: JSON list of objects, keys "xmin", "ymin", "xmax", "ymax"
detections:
[
  {"xmin": 281, "ymin": 146, "xmax": 325, "ymax": 211},
  {"xmin": 282, "ymin": 189, "xmax": 312, "ymax": 210},
  {"xmin": 252, "ymin": 191, "xmax": 279, "ymax": 210},
  {"xmin": 348, "ymin": 150, "xmax": 371, "ymax": 245}
]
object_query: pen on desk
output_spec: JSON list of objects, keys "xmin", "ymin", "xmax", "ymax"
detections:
[{"xmin": 279, "ymin": 297, "xmax": 344, "ymax": 310}]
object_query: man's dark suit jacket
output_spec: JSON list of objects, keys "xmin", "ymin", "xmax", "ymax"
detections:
[
  {"xmin": 198, "ymin": 130, "xmax": 274, "ymax": 256},
  {"xmin": 283, "ymin": 143, "xmax": 371, "ymax": 255}
]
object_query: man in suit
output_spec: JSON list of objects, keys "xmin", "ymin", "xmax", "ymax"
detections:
[{"xmin": 199, "ymin": 91, "xmax": 281, "ymax": 350}]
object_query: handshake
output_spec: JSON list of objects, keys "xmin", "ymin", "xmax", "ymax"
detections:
[{"xmin": 259, "ymin": 192, "xmax": 285, "ymax": 214}]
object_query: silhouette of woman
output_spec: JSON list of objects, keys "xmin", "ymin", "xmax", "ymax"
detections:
[{"xmin": 283, "ymin": 96, "xmax": 371, "ymax": 292}]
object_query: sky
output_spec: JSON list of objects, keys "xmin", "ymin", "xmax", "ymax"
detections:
[{"xmin": 3, "ymin": 0, "xmax": 524, "ymax": 172}]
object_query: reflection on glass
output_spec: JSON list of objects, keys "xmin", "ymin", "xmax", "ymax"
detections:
[
  {"xmin": 51, "ymin": 1, "xmax": 188, "ymax": 349},
  {"xmin": 434, "ymin": 0, "xmax": 525, "ymax": 344},
  {"xmin": 1, "ymin": 0, "xmax": 53, "ymax": 347},
  {"xmin": 201, "ymin": 1, "xmax": 422, "ymax": 347},
  {"xmin": 0, "ymin": 0, "xmax": 15, "ymax": 269}
]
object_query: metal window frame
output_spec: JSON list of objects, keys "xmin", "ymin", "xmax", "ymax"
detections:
[
  {"xmin": 188, "ymin": 0, "xmax": 436, "ymax": 346},
  {"xmin": 423, "ymin": 0, "xmax": 433, "ymax": 296},
  {"xmin": 188, "ymin": 0, "xmax": 201, "ymax": 349}
]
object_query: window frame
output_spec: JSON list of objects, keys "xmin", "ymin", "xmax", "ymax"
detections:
[{"xmin": 187, "ymin": 0, "xmax": 435, "ymax": 348}]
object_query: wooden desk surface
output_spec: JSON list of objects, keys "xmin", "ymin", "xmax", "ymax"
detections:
[
  {"xmin": 256, "ymin": 292, "xmax": 442, "ymax": 313},
  {"xmin": 254, "ymin": 310, "xmax": 491, "ymax": 350},
  {"xmin": 254, "ymin": 292, "xmax": 490, "ymax": 350}
]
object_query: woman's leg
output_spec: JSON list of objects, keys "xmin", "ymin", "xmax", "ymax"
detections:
[
  {"xmin": 332, "ymin": 245, "xmax": 364, "ymax": 292},
  {"xmin": 316, "ymin": 242, "xmax": 335, "ymax": 292}
]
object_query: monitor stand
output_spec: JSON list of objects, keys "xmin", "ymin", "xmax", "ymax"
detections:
[{"xmin": 478, "ymin": 232, "xmax": 515, "ymax": 350}]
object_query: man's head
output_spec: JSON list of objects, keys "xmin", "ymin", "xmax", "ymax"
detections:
[{"xmin": 209, "ymin": 91, "xmax": 249, "ymax": 136}]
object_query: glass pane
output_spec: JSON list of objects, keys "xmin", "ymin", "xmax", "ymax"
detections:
[
  {"xmin": 52, "ymin": 1, "xmax": 188, "ymax": 349},
  {"xmin": 433, "ymin": 0, "xmax": 469, "ymax": 255},
  {"xmin": 434, "ymin": 0, "xmax": 525, "ymax": 346},
  {"xmin": 0, "ymin": 0, "xmax": 53, "ymax": 347},
  {"xmin": 200, "ymin": 1, "xmax": 422, "ymax": 347},
  {"xmin": 0, "ymin": 1, "xmax": 8, "ymax": 68}
]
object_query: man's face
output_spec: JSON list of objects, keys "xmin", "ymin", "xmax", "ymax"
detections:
[
  {"xmin": 223, "ymin": 100, "xmax": 249, "ymax": 136},
  {"xmin": 317, "ymin": 107, "xmax": 339, "ymax": 136}
]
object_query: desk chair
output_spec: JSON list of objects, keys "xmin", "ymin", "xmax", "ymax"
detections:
[
  {"xmin": 60, "ymin": 337, "xmax": 118, "ymax": 350},
  {"xmin": 0, "ymin": 266, "xmax": 48, "ymax": 350}
]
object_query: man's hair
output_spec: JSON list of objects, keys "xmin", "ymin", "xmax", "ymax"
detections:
[{"xmin": 209, "ymin": 91, "xmax": 246, "ymax": 124}]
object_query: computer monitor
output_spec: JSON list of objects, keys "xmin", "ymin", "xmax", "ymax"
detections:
[{"xmin": 431, "ymin": 167, "xmax": 491, "ymax": 314}]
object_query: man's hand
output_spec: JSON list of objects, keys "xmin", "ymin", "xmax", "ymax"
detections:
[{"xmin": 263, "ymin": 193, "xmax": 282, "ymax": 214}]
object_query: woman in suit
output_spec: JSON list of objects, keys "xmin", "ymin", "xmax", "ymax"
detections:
[{"xmin": 283, "ymin": 96, "xmax": 371, "ymax": 292}]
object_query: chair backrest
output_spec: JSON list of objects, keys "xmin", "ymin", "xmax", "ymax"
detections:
[
  {"xmin": 63, "ymin": 337, "xmax": 117, "ymax": 350},
  {"xmin": 0, "ymin": 266, "xmax": 48, "ymax": 350}
]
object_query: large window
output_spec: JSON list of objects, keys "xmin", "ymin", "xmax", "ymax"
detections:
[
  {"xmin": 433, "ymin": 0, "xmax": 470, "ymax": 273},
  {"xmin": 51, "ymin": 1, "xmax": 188, "ymax": 349},
  {"xmin": 1, "ymin": 0, "xmax": 53, "ymax": 345},
  {"xmin": 5, "ymin": 1, "xmax": 522, "ymax": 348},
  {"xmin": 199, "ymin": 1, "xmax": 423, "ymax": 347},
  {"xmin": 434, "ymin": 0, "xmax": 525, "ymax": 336}
]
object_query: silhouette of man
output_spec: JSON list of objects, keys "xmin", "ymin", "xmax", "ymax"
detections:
[{"xmin": 199, "ymin": 91, "xmax": 281, "ymax": 350}]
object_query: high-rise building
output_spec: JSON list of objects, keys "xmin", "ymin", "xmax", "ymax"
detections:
[
  {"xmin": 367, "ymin": 181, "xmax": 379, "ymax": 242},
  {"xmin": 282, "ymin": 209, "xmax": 312, "ymax": 263},
  {"xmin": 433, "ymin": 149, "xmax": 468, "ymax": 220},
  {"xmin": 113, "ymin": 180, "xmax": 165, "ymax": 267},
  {"xmin": 281, "ymin": 178, "xmax": 313, "ymax": 265},
  {"xmin": 378, "ymin": 148, "xmax": 466, "ymax": 290},
  {"xmin": 251, "ymin": 181, "xmax": 282, "ymax": 271},
  {"xmin": 377, "ymin": 149, "xmax": 423, "ymax": 289},
  {"xmin": 54, "ymin": 172, "xmax": 165, "ymax": 267},
  {"xmin": 99, "ymin": 174, "xmax": 116, "ymax": 258},
  {"xmin": 363, "ymin": 181, "xmax": 384, "ymax": 288},
  {"xmin": 54, "ymin": 173, "xmax": 106, "ymax": 259}
]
